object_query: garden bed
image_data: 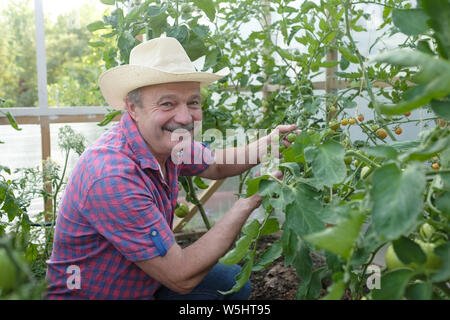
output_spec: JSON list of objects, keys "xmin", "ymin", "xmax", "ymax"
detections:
[{"xmin": 176, "ymin": 231, "xmax": 340, "ymax": 300}]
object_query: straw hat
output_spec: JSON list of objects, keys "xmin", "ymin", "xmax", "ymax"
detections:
[{"xmin": 98, "ymin": 37, "xmax": 229, "ymax": 109}]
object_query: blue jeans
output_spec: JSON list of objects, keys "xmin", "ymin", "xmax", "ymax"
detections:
[{"xmin": 154, "ymin": 263, "xmax": 251, "ymax": 300}]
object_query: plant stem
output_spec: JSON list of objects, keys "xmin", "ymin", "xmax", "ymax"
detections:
[
  {"xmin": 345, "ymin": 150, "xmax": 380, "ymax": 168},
  {"xmin": 356, "ymin": 243, "xmax": 385, "ymax": 299},
  {"xmin": 186, "ymin": 176, "xmax": 211, "ymax": 230},
  {"xmin": 343, "ymin": 0, "xmax": 396, "ymax": 141}
]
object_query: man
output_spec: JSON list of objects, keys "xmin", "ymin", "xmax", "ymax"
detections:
[{"xmin": 45, "ymin": 37, "xmax": 296, "ymax": 299}]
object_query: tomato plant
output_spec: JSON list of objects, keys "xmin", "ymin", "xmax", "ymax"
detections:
[{"xmin": 89, "ymin": 0, "xmax": 450, "ymax": 300}]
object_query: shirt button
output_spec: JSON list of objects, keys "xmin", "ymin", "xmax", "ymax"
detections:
[{"xmin": 151, "ymin": 230, "xmax": 157, "ymax": 236}]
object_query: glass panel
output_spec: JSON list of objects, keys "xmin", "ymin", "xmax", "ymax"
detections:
[
  {"xmin": 0, "ymin": 123, "xmax": 43, "ymax": 217},
  {"xmin": 49, "ymin": 122, "xmax": 112, "ymax": 175},
  {"xmin": 43, "ymin": 0, "xmax": 109, "ymax": 107},
  {"xmin": 0, "ymin": 0, "xmax": 38, "ymax": 108}
]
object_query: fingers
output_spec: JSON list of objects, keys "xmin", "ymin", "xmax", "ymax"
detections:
[
  {"xmin": 271, "ymin": 170, "xmax": 283, "ymax": 180},
  {"xmin": 275, "ymin": 124, "xmax": 297, "ymax": 134}
]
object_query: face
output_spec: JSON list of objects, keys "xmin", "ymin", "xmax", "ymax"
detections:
[{"xmin": 125, "ymin": 81, "xmax": 202, "ymax": 162}]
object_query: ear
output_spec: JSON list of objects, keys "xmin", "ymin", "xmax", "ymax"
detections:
[{"xmin": 125, "ymin": 98, "xmax": 137, "ymax": 121}]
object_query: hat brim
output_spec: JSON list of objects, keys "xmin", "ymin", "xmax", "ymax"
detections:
[{"xmin": 99, "ymin": 65, "xmax": 229, "ymax": 109}]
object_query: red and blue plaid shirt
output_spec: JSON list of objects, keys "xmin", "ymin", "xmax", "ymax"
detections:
[{"xmin": 45, "ymin": 112, "xmax": 214, "ymax": 299}]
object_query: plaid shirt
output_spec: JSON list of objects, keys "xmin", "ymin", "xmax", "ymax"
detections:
[{"xmin": 45, "ymin": 112, "xmax": 214, "ymax": 299}]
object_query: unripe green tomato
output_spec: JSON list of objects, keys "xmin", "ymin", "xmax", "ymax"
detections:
[
  {"xmin": 360, "ymin": 166, "xmax": 371, "ymax": 179},
  {"xmin": 419, "ymin": 223, "xmax": 435, "ymax": 241},
  {"xmin": 415, "ymin": 239, "xmax": 443, "ymax": 271},
  {"xmin": 353, "ymin": 159, "xmax": 359, "ymax": 167},
  {"xmin": 307, "ymin": 128, "xmax": 314, "ymax": 136},
  {"xmin": 385, "ymin": 245, "xmax": 415, "ymax": 270},
  {"xmin": 385, "ymin": 240, "xmax": 444, "ymax": 271},
  {"xmin": 0, "ymin": 249, "xmax": 18, "ymax": 292},
  {"xmin": 287, "ymin": 132, "xmax": 297, "ymax": 143},
  {"xmin": 175, "ymin": 203, "xmax": 189, "ymax": 218},
  {"xmin": 371, "ymin": 124, "xmax": 378, "ymax": 131},
  {"xmin": 344, "ymin": 156, "xmax": 353, "ymax": 165},
  {"xmin": 329, "ymin": 106, "xmax": 337, "ymax": 113},
  {"xmin": 279, "ymin": 145, "xmax": 286, "ymax": 153}
]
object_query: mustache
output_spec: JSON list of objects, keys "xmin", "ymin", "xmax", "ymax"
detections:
[{"xmin": 162, "ymin": 123, "xmax": 195, "ymax": 132}]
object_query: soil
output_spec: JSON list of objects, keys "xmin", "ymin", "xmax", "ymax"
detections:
[{"xmin": 175, "ymin": 231, "xmax": 342, "ymax": 300}]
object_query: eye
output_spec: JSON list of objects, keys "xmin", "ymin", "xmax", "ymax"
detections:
[
  {"xmin": 188, "ymin": 100, "xmax": 201, "ymax": 108},
  {"xmin": 161, "ymin": 101, "xmax": 174, "ymax": 108}
]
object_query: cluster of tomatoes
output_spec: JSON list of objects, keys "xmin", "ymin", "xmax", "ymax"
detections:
[
  {"xmin": 385, "ymin": 223, "xmax": 444, "ymax": 272},
  {"xmin": 328, "ymin": 111, "xmax": 413, "ymax": 140}
]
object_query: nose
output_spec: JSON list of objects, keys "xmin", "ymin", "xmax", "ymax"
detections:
[{"xmin": 173, "ymin": 104, "xmax": 193, "ymax": 125}]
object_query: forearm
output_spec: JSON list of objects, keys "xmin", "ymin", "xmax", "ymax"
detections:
[
  {"xmin": 178, "ymin": 196, "xmax": 260, "ymax": 288},
  {"xmin": 211, "ymin": 140, "xmax": 267, "ymax": 178}
]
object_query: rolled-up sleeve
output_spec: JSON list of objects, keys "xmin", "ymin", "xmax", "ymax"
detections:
[{"xmin": 81, "ymin": 175, "xmax": 175, "ymax": 262}]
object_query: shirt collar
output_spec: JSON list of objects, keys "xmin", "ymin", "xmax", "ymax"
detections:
[{"xmin": 120, "ymin": 111, "xmax": 161, "ymax": 171}]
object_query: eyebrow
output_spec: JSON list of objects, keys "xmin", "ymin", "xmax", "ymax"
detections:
[{"xmin": 156, "ymin": 94, "xmax": 201, "ymax": 104}]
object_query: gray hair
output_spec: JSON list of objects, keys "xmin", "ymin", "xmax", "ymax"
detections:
[{"xmin": 126, "ymin": 87, "xmax": 142, "ymax": 108}]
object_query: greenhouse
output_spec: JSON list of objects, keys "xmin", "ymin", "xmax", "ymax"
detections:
[{"xmin": 0, "ymin": 0, "xmax": 449, "ymax": 302}]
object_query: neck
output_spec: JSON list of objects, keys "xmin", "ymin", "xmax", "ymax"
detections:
[{"xmin": 146, "ymin": 142, "xmax": 168, "ymax": 170}]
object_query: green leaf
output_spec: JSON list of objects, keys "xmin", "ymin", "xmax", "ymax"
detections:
[
  {"xmin": 321, "ymin": 280, "xmax": 346, "ymax": 300},
  {"xmin": 421, "ymin": 0, "xmax": 450, "ymax": 59},
  {"xmin": 430, "ymin": 100, "xmax": 450, "ymax": 120},
  {"xmin": 402, "ymin": 133, "xmax": 450, "ymax": 162},
  {"xmin": 182, "ymin": 31, "xmax": 208, "ymax": 61},
  {"xmin": 203, "ymin": 48, "xmax": 219, "ymax": 71},
  {"xmin": 87, "ymin": 20, "xmax": 106, "ymax": 32},
  {"xmin": 281, "ymin": 226, "xmax": 300, "ymax": 266},
  {"xmin": 252, "ymin": 241, "xmax": 283, "ymax": 271},
  {"xmin": 320, "ymin": 60, "xmax": 339, "ymax": 68},
  {"xmin": 392, "ymin": 8, "xmax": 429, "ymax": 36},
  {"xmin": 370, "ymin": 49, "xmax": 450, "ymax": 115},
  {"xmin": 338, "ymin": 46, "xmax": 359, "ymax": 64},
  {"xmin": 393, "ymin": 236, "xmax": 427, "ymax": 265},
  {"xmin": 193, "ymin": 176, "xmax": 209, "ymax": 189},
  {"xmin": 371, "ymin": 163, "xmax": 426, "ymax": 240},
  {"xmin": 278, "ymin": 162, "xmax": 301, "ymax": 178},
  {"xmin": 97, "ymin": 110, "xmax": 122, "ymax": 127},
  {"xmin": 219, "ymin": 252, "xmax": 254, "ymax": 295},
  {"xmin": 4, "ymin": 112, "xmax": 21, "ymax": 131},
  {"xmin": 306, "ymin": 266, "xmax": 327, "ymax": 299},
  {"xmin": 88, "ymin": 41, "xmax": 106, "ymax": 48},
  {"xmin": 304, "ymin": 140, "xmax": 347, "ymax": 188},
  {"xmin": 2, "ymin": 191, "xmax": 20, "ymax": 222},
  {"xmin": 435, "ymin": 191, "xmax": 450, "ymax": 217},
  {"xmin": 405, "ymin": 282, "xmax": 433, "ymax": 300},
  {"xmin": 304, "ymin": 211, "xmax": 366, "ymax": 259},
  {"xmin": 361, "ymin": 145, "xmax": 398, "ymax": 160},
  {"xmin": 285, "ymin": 184, "xmax": 325, "ymax": 237},
  {"xmin": 100, "ymin": 0, "xmax": 115, "ymax": 5},
  {"xmin": 148, "ymin": 12, "xmax": 168, "ymax": 38},
  {"xmin": 372, "ymin": 269, "xmax": 414, "ymax": 300},
  {"xmin": 282, "ymin": 131, "xmax": 312, "ymax": 164},
  {"xmin": 259, "ymin": 217, "xmax": 280, "ymax": 236},
  {"xmin": 431, "ymin": 242, "xmax": 450, "ymax": 282},
  {"xmin": 166, "ymin": 25, "xmax": 189, "ymax": 44},
  {"xmin": 219, "ymin": 220, "xmax": 259, "ymax": 265},
  {"xmin": 190, "ymin": 0, "xmax": 216, "ymax": 22},
  {"xmin": 245, "ymin": 175, "xmax": 270, "ymax": 197},
  {"xmin": 258, "ymin": 180, "xmax": 295, "ymax": 211}
]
